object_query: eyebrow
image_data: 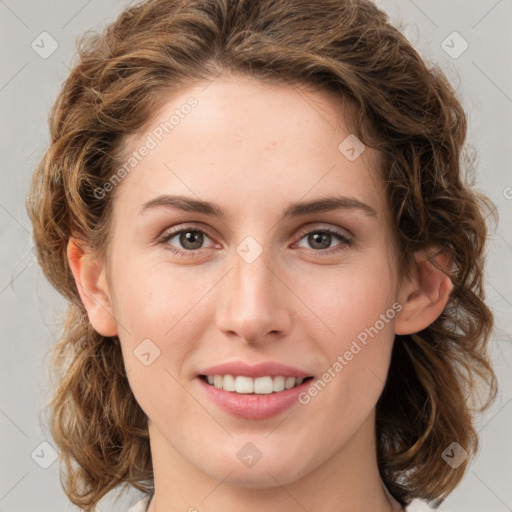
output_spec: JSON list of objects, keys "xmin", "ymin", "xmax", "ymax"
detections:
[{"xmin": 139, "ymin": 194, "xmax": 377, "ymax": 219}]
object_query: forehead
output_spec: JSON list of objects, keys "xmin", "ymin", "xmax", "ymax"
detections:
[{"xmin": 113, "ymin": 76, "xmax": 385, "ymax": 221}]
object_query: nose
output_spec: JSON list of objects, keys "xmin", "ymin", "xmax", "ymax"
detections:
[{"xmin": 215, "ymin": 247, "xmax": 292, "ymax": 346}]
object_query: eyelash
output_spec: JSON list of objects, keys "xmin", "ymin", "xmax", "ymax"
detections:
[{"xmin": 156, "ymin": 224, "xmax": 354, "ymax": 258}]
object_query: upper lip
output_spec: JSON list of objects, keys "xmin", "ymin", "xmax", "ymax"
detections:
[{"xmin": 199, "ymin": 360, "xmax": 313, "ymax": 379}]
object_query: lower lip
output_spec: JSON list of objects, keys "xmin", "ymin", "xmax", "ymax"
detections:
[{"xmin": 196, "ymin": 377, "xmax": 314, "ymax": 420}]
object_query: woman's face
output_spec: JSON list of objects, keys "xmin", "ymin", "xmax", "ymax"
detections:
[{"xmin": 103, "ymin": 76, "xmax": 403, "ymax": 487}]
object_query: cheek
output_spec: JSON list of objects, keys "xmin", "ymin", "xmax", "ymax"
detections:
[
  {"xmin": 296, "ymin": 255, "xmax": 397, "ymax": 395},
  {"xmin": 108, "ymin": 260, "xmax": 217, "ymax": 400},
  {"xmin": 111, "ymin": 262, "xmax": 211, "ymax": 419},
  {"xmin": 298, "ymin": 255, "xmax": 397, "ymax": 340},
  {"xmin": 110, "ymin": 258, "xmax": 209, "ymax": 338}
]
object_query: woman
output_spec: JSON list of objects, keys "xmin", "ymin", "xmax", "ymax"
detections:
[{"xmin": 27, "ymin": 0, "xmax": 497, "ymax": 511}]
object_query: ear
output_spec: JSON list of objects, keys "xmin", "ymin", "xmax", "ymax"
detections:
[
  {"xmin": 394, "ymin": 247, "xmax": 454, "ymax": 335},
  {"xmin": 67, "ymin": 237, "xmax": 118, "ymax": 337}
]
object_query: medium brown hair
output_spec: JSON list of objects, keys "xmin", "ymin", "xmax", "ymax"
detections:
[{"xmin": 27, "ymin": 0, "xmax": 497, "ymax": 509}]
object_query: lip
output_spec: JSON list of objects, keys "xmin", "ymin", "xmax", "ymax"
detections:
[
  {"xmin": 196, "ymin": 375, "xmax": 314, "ymax": 420},
  {"xmin": 198, "ymin": 360, "xmax": 312, "ymax": 379}
]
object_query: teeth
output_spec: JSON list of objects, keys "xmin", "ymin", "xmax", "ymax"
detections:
[
  {"xmin": 253, "ymin": 376, "xmax": 273, "ymax": 394},
  {"xmin": 205, "ymin": 375, "xmax": 308, "ymax": 394},
  {"xmin": 235, "ymin": 376, "xmax": 254, "ymax": 394},
  {"xmin": 285, "ymin": 377, "xmax": 295, "ymax": 389},
  {"xmin": 223, "ymin": 374, "xmax": 236, "ymax": 392},
  {"xmin": 273, "ymin": 376, "xmax": 285, "ymax": 392}
]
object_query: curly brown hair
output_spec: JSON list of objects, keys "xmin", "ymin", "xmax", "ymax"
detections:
[{"xmin": 27, "ymin": 0, "xmax": 497, "ymax": 510}]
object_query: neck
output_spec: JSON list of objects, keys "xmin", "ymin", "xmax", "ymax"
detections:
[{"xmin": 147, "ymin": 409, "xmax": 399, "ymax": 512}]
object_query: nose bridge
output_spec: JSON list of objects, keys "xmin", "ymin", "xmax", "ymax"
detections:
[
  {"xmin": 216, "ymin": 241, "xmax": 290, "ymax": 342},
  {"xmin": 233, "ymin": 245, "xmax": 274, "ymax": 301}
]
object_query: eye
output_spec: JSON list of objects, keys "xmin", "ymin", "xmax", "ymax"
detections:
[
  {"xmin": 294, "ymin": 227, "xmax": 353, "ymax": 255},
  {"xmin": 157, "ymin": 226, "xmax": 218, "ymax": 255},
  {"xmin": 156, "ymin": 224, "xmax": 354, "ymax": 258}
]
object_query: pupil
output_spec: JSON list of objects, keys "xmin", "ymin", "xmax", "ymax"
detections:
[
  {"xmin": 309, "ymin": 232, "xmax": 330, "ymax": 249},
  {"xmin": 180, "ymin": 231, "xmax": 203, "ymax": 250}
]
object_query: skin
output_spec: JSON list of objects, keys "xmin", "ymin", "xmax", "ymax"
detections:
[{"xmin": 68, "ymin": 75, "xmax": 453, "ymax": 512}]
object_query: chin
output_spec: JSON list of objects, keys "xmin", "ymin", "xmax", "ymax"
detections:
[
  {"xmin": 196, "ymin": 446, "xmax": 313, "ymax": 488},
  {"xmin": 211, "ymin": 464, "xmax": 307, "ymax": 489}
]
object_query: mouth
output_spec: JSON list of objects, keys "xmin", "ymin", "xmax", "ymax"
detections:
[{"xmin": 199, "ymin": 374, "xmax": 315, "ymax": 394}]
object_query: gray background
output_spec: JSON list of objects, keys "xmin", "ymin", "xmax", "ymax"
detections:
[{"xmin": 1, "ymin": 0, "xmax": 511, "ymax": 511}]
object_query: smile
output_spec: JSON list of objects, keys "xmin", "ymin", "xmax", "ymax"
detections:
[{"xmin": 201, "ymin": 374, "xmax": 313, "ymax": 394}]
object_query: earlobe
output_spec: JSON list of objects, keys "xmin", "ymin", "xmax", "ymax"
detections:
[
  {"xmin": 66, "ymin": 237, "xmax": 118, "ymax": 337},
  {"xmin": 394, "ymin": 248, "xmax": 454, "ymax": 336}
]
